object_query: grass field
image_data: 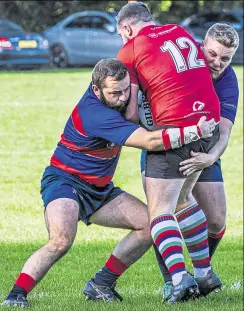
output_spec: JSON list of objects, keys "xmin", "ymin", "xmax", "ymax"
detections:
[{"xmin": 0, "ymin": 67, "xmax": 243, "ymax": 311}]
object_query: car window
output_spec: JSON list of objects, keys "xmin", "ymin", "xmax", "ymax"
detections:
[
  {"xmin": 65, "ymin": 16, "xmax": 93, "ymax": 29},
  {"xmin": 189, "ymin": 20, "xmax": 201, "ymax": 27},
  {"xmin": 91, "ymin": 16, "xmax": 111, "ymax": 30},
  {"xmin": 197, "ymin": 13, "xmax": 241, "ymax": 29},
  {"xmin": 197, "ymin": 13, "xmax": 221, "ymax": 26}
]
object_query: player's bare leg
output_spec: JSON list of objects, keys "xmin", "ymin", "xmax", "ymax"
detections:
[
  {"xmin": 145, "ymin": 176, "xmax": 199, "ymax": 303},
  {"xmin": 83, "ymin": 192, "xmax": 152, "ymax": 301},
  {"xmin": 2, "ymin": 198, "xmax": 79, "ymax": 307},
  {"xmin": 193, "ymin": 182, "xmax": 226, "ymax": 257}
]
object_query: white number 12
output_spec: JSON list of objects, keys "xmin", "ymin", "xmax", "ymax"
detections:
[{"xmin": 160, "ymin": 36, "xmax": 206, "ymax": 73}]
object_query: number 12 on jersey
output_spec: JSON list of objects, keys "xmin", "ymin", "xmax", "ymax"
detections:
[{"xmin": 160, "ymin": 36, "xmax": 206, "ymax": 73}]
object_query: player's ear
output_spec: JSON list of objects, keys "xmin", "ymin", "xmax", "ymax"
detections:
[
  {"xmin": 92, "ymin": 84, "xmax": 100, "ymax": 98},
  {"xmin": 200, "ymin": 41, "xmax": 204, "ymax": 50},
  {"xmin": 124, "ymin": 24, "xmax": 133, "ymax": 36}
]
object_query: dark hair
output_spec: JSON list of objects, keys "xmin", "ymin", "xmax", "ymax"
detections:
[
  {"xmin": 116, "ymin": 2, "xmax": 152, "ymax": 25},
  {"xmin": 92, "ymin": 58, "xmax": 128, "ymax": 89}
]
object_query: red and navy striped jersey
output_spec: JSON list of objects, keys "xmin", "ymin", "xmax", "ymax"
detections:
[{"xmin": 50, "ymin": 83, "xmax": 139, "ymax": 187}]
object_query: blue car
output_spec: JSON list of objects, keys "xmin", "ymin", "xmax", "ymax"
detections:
[{"xmin": 0, "ymin": 19, "xmax": 50, "ymax": 68}]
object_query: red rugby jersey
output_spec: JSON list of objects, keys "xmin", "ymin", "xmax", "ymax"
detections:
[{"xmin": 118, "ymin": 24, "xmax": 220, "ymax": 127}]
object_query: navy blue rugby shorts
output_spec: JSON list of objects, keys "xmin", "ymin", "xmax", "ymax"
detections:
[{"xmin": 40, "ymin": 166, "xmax": 124, "ymax": 225}]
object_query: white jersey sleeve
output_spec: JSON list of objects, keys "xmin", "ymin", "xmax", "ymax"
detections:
[{"xmin": 138, "ymin": 91, "xmax": 158, "ymax": 131}]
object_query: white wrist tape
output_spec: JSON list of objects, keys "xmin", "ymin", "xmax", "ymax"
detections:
[{"xmin": 162, "ymin": 126, "xmax": 201, "ymax": 150}]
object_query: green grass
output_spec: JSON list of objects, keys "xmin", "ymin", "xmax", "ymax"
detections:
[{"xmin": 0, "ymin": 67, "xmax": 243, "ymax": 310}]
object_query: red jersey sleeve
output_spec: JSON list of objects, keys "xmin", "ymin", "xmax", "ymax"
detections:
[{"xmin": 117, "ymin": 42, "xmax": 139, "ymax": 86}]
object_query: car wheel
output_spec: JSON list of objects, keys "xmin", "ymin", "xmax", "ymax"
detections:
[{"xmin": 50, "ymin": 45, "xmax": 68, "ymax": 68}]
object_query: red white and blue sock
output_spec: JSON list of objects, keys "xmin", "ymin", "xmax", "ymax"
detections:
[
  {"xmin": 176, "ymin": 202, "xmax": 211, "ymax": 278},
  {"xmin": 150, "ymin": 214, "xmax": 187, "ymax": 286}
]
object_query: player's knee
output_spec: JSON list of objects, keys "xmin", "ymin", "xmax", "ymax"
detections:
[
  {"xmin": 141, "ymin": 225, "xmax": 152, "ymax": 240},
  {"xmin": 48, "ymin": 235, "xmax": 73, "ymax": 256},
  {"xmin": 208, "ymin": 215, "xmax": 226, "ymax": 235},
  {"xmin": 134, "ymin": 215, "xmax": 151, "ymax": 241},
  {"xmin": 208, "ymin": 220, "xmax": 226, "ymax": 235},
  {"xmin": 135, "ymin": 217, "xmax": 150, "ymax": 232}
]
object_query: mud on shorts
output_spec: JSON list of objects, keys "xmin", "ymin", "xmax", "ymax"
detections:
[
  {"xmin": 40, "ymin": 166, "xmax": 124, "ymax": 225},
  {"xmin": 145, "ymin": 126, "xmax": 220, "ymax": 179}
]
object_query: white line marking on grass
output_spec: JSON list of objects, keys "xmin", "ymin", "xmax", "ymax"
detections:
[{"xmin": 230, "ymin": 280, "xmax": 242, "ymax": 290}]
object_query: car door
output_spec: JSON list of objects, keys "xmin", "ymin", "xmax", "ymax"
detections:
[
  {"xmin": 60, "ymin": 16, "xmax": 93, "ymax": 64},
  {"xmin": 86, "ymin": 15, "xmax": 123, "ymax": 64}
]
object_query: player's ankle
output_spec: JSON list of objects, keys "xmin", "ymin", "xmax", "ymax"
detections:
[
  {"xmin": 172, "ymin": 271, "xmax": 187, "ymax": 286},
  {"xmin": 7, "ymin": 285, "xmax": 27, "ymax": 299},
  {"xmin": 194, "ymin": 266, "xmax": 212, "ymax": 278}
]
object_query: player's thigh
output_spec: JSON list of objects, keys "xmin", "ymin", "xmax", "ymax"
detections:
[
  {"xmin": 177, "ymin": 170, "xmax": 202, "ymax": 207},
  {"xmin": 192, "ymin": 182, "xmax": 226, "ymax": 227},
  {"xmin": 89, "ymin": 192, "xmax": 149, "ymax": 230},
  {"xmin": 45, "ymin": 198, "xmax": 79, "ymax": 244},
  {"xmin": 145, "ymin": 177, "xmax": 185, "ymax": 218},
  {"xmin": 141, "ymin": 171, "xmax": 146, "ymax": 193}
]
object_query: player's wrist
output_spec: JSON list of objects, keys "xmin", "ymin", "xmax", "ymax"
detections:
[{"xmin": 161, "ymin": 125, "xmax": 201, "ymax": 151}]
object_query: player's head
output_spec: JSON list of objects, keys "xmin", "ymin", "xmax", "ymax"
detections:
[
  {"xmin": 92, "ymin": 58, "xmax": 131, "ymax": 116},
  {"xmin": 201, "ymin": 23, "xmax": 239, "ymax": 79},
  {"xmin": 116, "ymin": 2, "xmax": 154, "ymax": 44}
]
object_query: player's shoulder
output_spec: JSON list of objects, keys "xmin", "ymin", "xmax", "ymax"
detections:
[
  {"xmin": 219, "ymin": 65, "xmax": 237, "ymax": 83},
  {"xmin": 117, "ymin": 39, "xmax": 134, "ymax": 61},
  {"xmin": 216, "ymin": 65, "xmax": 239, "ymax": 91},
  {"xmin": 77, "ymin": 85, "xmax": 98, "ymax": 111},
  {"xmin": 76, "ymin": 85, "xmax": 109, "ymax": 121}
]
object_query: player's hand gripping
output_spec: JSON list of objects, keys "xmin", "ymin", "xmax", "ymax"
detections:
[
  {"xmin": 179, "ymin": 151, "xmax": 215, "ymax": 176},
  {"xmin": 197, "ymin": 116, "xmax": 216, "ymax": 138}
]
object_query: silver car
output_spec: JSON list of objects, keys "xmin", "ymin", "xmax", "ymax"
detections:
[{"xmin": 43, "ymin": 11, "xmax": 123, "ymax": 67}]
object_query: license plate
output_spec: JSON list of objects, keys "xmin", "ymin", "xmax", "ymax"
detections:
[{"xmin": 18, "ymin": 40, "xmax": 37, "ymax": 48}]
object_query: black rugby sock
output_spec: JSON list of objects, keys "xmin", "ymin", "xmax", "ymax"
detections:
[
  {"xmin": 153, "ymin": 244, "xmax": 172, "ymax": 283},
  {"xmin": 94, "ymin": 266, "xmax": 120, "ymax": 288},
  {"xmin": 208, "ymin": 227, "xmax": 226, "ymax": 258},
  {"xmin": 208, "ymin": 236, "xmax": 222, "ymax": 258}
]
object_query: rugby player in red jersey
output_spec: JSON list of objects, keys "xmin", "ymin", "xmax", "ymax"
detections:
[
  {"xmin": 139, "ymin": 23, "xmax": 240, "ymax": 301},
  {"xmin": 116, "ymin": 2, "xmax": 222, "ymax": 303}
]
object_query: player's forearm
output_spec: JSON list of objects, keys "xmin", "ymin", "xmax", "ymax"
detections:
[
  {"xmin": 144, "ymin": 125, "xmax": 203, "ymax": 151},
  {"xmin": 125, "ymin": 102, "xmax": 139, "ymax": 124},
  {"xmin": 125, "ymin": 120, "xmax": 213, "ymax": 151},
  {"xmin": 207, "ymin": 117, "xmax": 233, "ymax": 163},
  {"xmin": 207, "ymin": 132, "xmax": 230, "ymax": 163},
  {"xmin": 125, "ymin": 84, "xmax": 139, "ymax": 123}
]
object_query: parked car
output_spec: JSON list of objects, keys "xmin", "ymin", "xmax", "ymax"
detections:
[
  {"xmin": 44, "ymin": 11, "xmax": 124, "ymax": 68},
  {"xmin": 0, "ymin": 19, "xmax": 50, "ymax": 68},
  {"xmin": 181, "ymin": 9, "xmax": 243, "ymax": 64}
]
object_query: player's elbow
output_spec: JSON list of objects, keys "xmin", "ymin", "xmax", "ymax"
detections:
[{"xmin": 144, "ymin": 136, "xmax": 159, "ymax": 151}]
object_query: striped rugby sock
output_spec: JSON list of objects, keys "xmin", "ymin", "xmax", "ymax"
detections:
[
  {"xmin": 150, "ymin": 214, "xmax": 186, "ymax": 286},
  {"xmin": 176, "ymin": 203, "xmax": 211, "ymax": 278}
]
